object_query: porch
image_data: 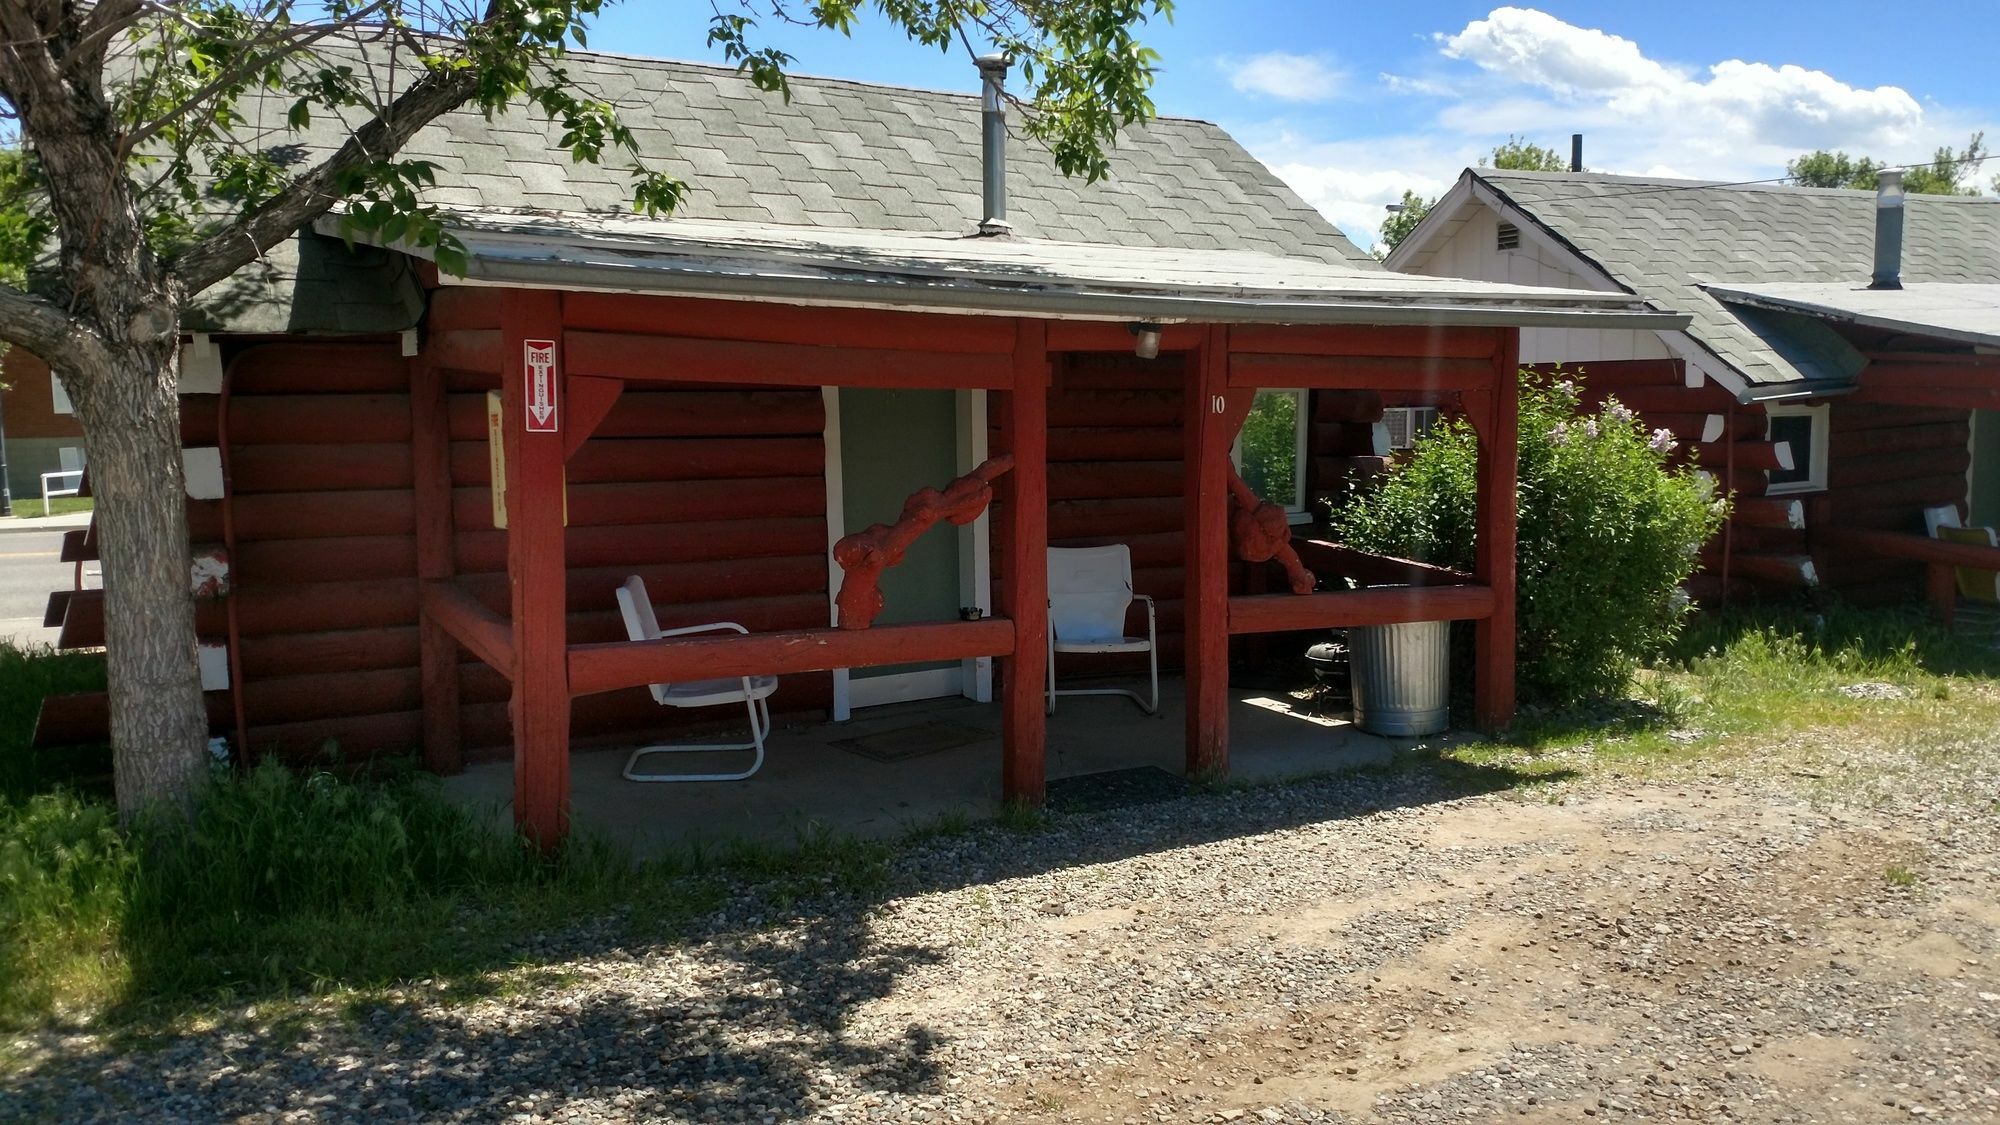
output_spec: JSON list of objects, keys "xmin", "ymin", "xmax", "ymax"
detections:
[
  {"xmin": 357, "ymin": 211, "xmax": 1680, "ymax": 848},
  {"xmin": 440, "ymin": 676, "xmax": 1404, "ymax": 853}
]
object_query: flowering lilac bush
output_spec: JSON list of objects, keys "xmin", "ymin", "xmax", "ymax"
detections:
[{"xmin": 1329, "ymin": 371, "xmax": 1727, "ymax": 704}]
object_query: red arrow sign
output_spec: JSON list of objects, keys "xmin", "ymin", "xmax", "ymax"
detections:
[{"xmin": 524, "ymin": 339, "xmax": 559, "ymax": 433}]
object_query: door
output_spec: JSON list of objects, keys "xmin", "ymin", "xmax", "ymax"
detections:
[
  {"xmin": 824, "ymin": 387, "xmax": 993, "ymax": 717},
  {"xmin": 1972, "ymin": 410, "xmax": 2000, "ymax": 529}
]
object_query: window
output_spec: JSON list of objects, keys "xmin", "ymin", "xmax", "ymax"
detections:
[
  {"xmin": 1382, "ymin": 406, "xmax": 1440, "ymax": 450},
  {"xmin": 49, "ymin": 371, "xmax": 72, "ymax": 415},
  {"xmin": 1235, "ymin": 388, "xmax": 1310, "ymax": 523},
  {"xmin": 1496, "ymin": 221, "xmax": 1521, "ymax": 252},
  {"xmin": 1765, "ymin": 403, "xmax": 1829, "ymax": 494}
]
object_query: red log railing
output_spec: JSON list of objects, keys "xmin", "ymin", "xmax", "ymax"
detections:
[
  {"xmin": 1816, "ymin": 526, "xmax": 2000, "ymax": 626},
  {"xmin": 568, "ymin": 617, "xmax": 1016, "ymax": 698},
  {"xmin": 1228, "ymin": 585, "xmax": 1496, "ymax": 635},
  {"xmin": 1292, "ymin": 539, "xmax": 1475, "ymax": 588},
  {"xmin": 421, "ymin": 579, "xmax": 514, "ymax": 675}
]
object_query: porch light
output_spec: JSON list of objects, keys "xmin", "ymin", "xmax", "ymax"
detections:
[{"xmin": 1129, "ymin": 322, "xmax": 1162, "ymax": 359}]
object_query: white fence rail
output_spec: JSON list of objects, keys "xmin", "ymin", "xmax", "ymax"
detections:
[{"xmin": 39, "ymin": 469, "xmax": 82, "ymax": 517}]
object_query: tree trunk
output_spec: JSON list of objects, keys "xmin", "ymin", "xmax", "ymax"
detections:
[{"xmin": 71, "ymin": 336, "xmax": 208, "ymax": 818}]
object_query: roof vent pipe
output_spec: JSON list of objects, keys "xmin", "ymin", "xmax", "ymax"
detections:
[
  {"xmin": 1570, "ymin": 133, "xmax": 1583, "ymax": 172},
  {"xmin": 976, "ymin": 53, "xmax": 1012, "ymax": 236},
  {"xmin": 1871, "ymin": 168, "xmax": 1904, "ymax": 290}
]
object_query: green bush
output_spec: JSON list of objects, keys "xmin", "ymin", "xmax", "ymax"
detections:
[{"xmin": 1329, "ymin": 371, "xmax": 1727, "ymax": 704}]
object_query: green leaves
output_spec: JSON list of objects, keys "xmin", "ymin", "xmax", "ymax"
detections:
[
  {"xmin": 79, "ymin": 0, "xmax": 1161, "ymax": 283},
  {"xmin": 709, "ymin": 1, "xmax": 1173, "ymax": 183},
  {"xmin": 1331, "ymin": 370, "xmax": 1727, "ymax": 705}
]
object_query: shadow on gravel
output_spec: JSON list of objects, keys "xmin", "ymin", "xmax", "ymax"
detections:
[
  {"xmin": 12, "ymin": 913, "xmax": 947, "ymax": 1122},
  {"xmin": 9, "ymin": 751, "xmax": 1564, "ymax": 1121}
]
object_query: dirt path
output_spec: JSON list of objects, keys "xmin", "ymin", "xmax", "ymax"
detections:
[
  {"xmin": 962, "ymin": 784, "xmax": 1998, "ymax": 1123},
  {"xmin": 10, "ymin": 746, "xmax": 2000, "ymax": 1123}
]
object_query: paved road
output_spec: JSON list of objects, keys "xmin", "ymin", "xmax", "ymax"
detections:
[{"xmin": 0, "ymin": 519, "xmax": 87, "ymax": 649}]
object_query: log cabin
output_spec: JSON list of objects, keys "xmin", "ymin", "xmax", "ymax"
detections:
[
  {"xmin": 1385, "ymin": 168, "xmax": 2000, "ymax": 605},
  {"xmin": 31, "ymin": 39, "xmax": 1676, "ymax": 843}
]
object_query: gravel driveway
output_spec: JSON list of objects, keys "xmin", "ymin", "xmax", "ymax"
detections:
[{"xmin": 8, "ymin": 738, "xmax": 1999, "ymax": 1124}]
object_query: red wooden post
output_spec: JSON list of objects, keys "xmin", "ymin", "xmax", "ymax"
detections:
[
  {"xmin": 502, "ymin": 290, "xmax": 572, "ymax": 847},
  {"xmin": 1474, "ymin": 329, "xmax": 1521, "ymax": 731},
  {"xmin": 409, "ymin": 357, "xmax": 463, "ymax": 773},
  {"xmin": 998, "ymin": 320, "xmax": 1049, "ymax": 804},
  {"xmin": 1928, "ymin": 563, "xmax": 1958, "ymax": 629},
  {"xmin": 1185, "ymin": 326, "xmax": 1250, "ymax": 777}
]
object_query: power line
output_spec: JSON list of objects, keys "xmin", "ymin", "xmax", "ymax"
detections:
[{"xmin": 1570, "ymin": 150, "xmax": 1998, "ymax": 201}]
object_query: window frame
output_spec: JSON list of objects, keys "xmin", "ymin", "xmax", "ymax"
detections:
[
  {"xmin": 1231, "ymin": 387, "xmax": 1313, "ymax": 526},
  {"xmin": 49, "ymin": 370, "xmax": 72, "ymax": 415},
  {"xmin": 1382, "ymin": 405, "xmax": 1441, "ymax": 450},
  {"xmin": 1764, "ymin": 402, "xmax": 1829, "ymax": 495}
]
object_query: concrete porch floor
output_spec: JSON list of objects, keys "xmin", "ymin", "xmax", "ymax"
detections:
[{"xmin": 441, "ymin": 676, "xmax": 1413, "ymax": 855}]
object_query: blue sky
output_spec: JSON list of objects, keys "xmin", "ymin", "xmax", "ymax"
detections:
[{"xmin": 585, "ymin": 3, "xmax": 2000, "ymax": 249}]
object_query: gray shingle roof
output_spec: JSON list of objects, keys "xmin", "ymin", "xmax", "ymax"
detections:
[
  {"xmin": 328, "ymin": 209, "xmax": 1671, "ymax": 329},
  {"xmin": 189, "ymin": 38, "xmax": 1368, "ymax": 334},
  {"xmin": 1462, "ymin": 170, "xmax": 2000, "ymax": 387}
]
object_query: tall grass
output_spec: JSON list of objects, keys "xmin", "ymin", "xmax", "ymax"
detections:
[{"xmin": 1, "ymin": 638, "xmax": 903, "ymax": 1030}]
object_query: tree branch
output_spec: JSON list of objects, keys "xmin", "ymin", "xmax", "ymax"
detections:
[
  {"xmin": 169, "ymin": 59, "xmax": 478, "ymax": 294},
  {"xmin": 0, "ymin": 280, "xmax": 103, "ymax": 368},
  {"xmin": 116, "ymin": 6, "xmax": 389, "ymax": 159}
]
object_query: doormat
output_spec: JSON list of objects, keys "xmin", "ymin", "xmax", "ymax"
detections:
[
  {"xmin": 830, "ymin": 721, "xmax": 990, "ymax": 763},
  {"xmin": 1046, "ymin": 766, "xmax": 1191, "ymax": 813}
]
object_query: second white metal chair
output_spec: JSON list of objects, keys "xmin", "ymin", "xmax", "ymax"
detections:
[
  {"xmin": 614, "ymin": 575, "xmax": 779, "ymax": 782},
  {"xmin": 1046, "ymin": 544, "xmax": 1158, "ymax": 715}
]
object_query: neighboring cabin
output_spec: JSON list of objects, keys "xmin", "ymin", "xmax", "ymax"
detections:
[
  {"xmin": 0, "ymin": 347, "xmax": 85, "ymax": 510},
  {"xmin": 1388, "ymin": 169, "xmax": 2000, "ymax": 604}
]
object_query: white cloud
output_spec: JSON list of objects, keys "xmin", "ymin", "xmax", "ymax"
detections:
[
  {"xmin": 1228, "ymin": 52, "xmax": 1343, "ymax": 102},
  {"xmin": 1249, "ymin": 6, "xmax": 1987, "ymax": 254},
  {"xmin": 1439, "ymin": 6, "xmax": 1922, "ymax": 151}
]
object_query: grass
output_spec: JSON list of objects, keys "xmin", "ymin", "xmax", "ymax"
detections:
[
  {"xmin": 4, "ymin": 604, "xmax": 1998, "ymax": 1042},
  {"xmin": 1445, "ymin": 602, "xmax": 2000, "ymax": 780},
  {"xmin": 2, "ymin": 495, "xmax": 93, "ymax": 519}
]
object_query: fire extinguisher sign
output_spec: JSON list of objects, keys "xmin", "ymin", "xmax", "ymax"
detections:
[{"xmin": 523, "ymin": 339, "xmax": 560, "ymax": 433}]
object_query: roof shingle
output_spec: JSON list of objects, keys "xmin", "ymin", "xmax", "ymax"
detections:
[
  {"xmin": 1460, "ymin": 170, "xmax": 2000, "ymax": 387},
  {"xmin": 190, "ymin": 37, "xmax": 1368, "ymax": 333}
]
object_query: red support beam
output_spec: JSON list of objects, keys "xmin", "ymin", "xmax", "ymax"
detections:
[
  {"xmin": 563, "ymin": 375, "xmax": 624, "ymax": 461},
  {"xmin": 998, "ymin": 320, "xmax": 1050, "ymax": 804},
  {"xmin": 565, "ymin": 331, "xmax": 1015, "ymax": 390},
  {"xmin": 1228, "ymin": 324, "xmax": 1502, "ymax": 360},
  {"xmin": 1229, "ymin": 352, "xmax": 1494, "ymax": 391},
  {"xmin": 569, "ymin": 618, "xmax": 1016, "ymax": 698},
  {"xmin": 502, "ymin": 290, "xmax": 571, "ymax": 848},
  {"xmin": 1186, "ymin": 327, "xmax": 1252, "ymax": 778},
  {"xmin": 1473, "ymin": 329, "xmax": 1520, "ymax": 731},
  {"xmin": 1044, "ymin": 321, "xmax": 1205, "ymax": 353},
  {"xmin": 410, "ymin": 358, "xmax": 463, "ymax": 774},
  {"xmin": 421, "ymin": 579, "xmax": 514, "ymax": 677},
  {"xmin": 563, "ymin": 291, "xmax": 1019, "ymax": 354},
  {"xmin": 1228, "ymin": 585, "xmax": 1496, "ymax": 635}
]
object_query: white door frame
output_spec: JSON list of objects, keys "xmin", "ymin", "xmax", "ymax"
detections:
[{"xmin": 825, "ymin": 387, "xmax": 992, "ymax": 720}]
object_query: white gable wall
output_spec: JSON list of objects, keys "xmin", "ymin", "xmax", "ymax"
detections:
[{"xmin": 1408, "ymin": 204, "xmax": 1674, "ymax": 366}]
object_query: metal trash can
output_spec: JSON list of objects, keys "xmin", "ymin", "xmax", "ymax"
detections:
[{"xmin": 1348, "ymin": 620, "xmax": 1450, "ymax": 736}]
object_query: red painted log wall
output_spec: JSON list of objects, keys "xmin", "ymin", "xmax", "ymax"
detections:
[{"xmin": 52, "ymin": 337, "xmax": 836, "ymax": 762}]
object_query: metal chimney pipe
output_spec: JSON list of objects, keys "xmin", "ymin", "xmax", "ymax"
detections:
[
  {"xmin": 1569, "ymin": 133, "xmax": 1583, "ymax": 172},
  {"xmin": 976, "ymin": 53, "xmax": 1011, "ymax": 236},
  {"xmin": 1871, "ymin": 168, "xmax": 1904, "ymax": 290}
]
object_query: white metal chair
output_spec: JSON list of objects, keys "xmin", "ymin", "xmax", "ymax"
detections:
[
  {"xmin": 1046, "ymin": 545, "xmax": 1158, "ymax": 715},
  {"xmin": 614, "ymin": 575, "xmax": 779, "ymax": 782}
]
